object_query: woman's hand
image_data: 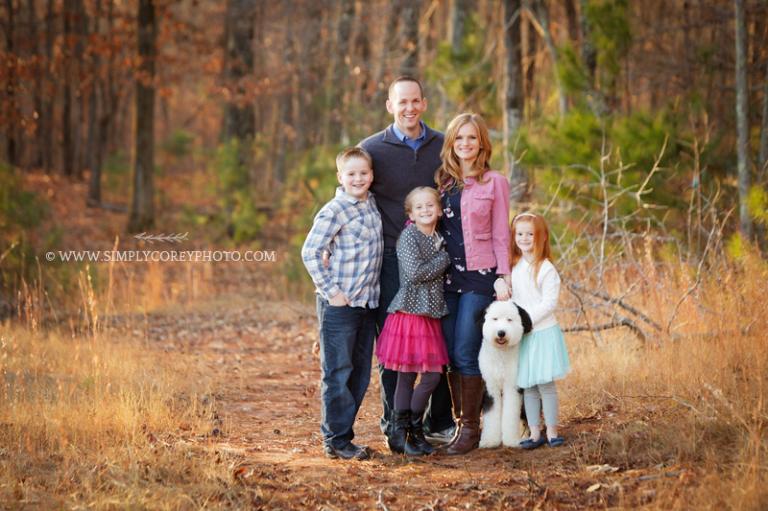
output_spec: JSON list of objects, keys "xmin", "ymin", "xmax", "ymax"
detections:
[{"xmin": 494, "ymin": 278, "xmax": 511, "ymax": 301}]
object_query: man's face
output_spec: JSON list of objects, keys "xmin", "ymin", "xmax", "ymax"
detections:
[{"xmin": 386, "ymin": 81, "xmax": 427, "ymax": 137}]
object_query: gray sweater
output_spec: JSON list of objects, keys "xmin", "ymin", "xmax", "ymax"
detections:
[
  {"xmin": 359, "ymin": 125, "xmax": 444, "ymax": 248},
  {"xmin": 387, "ymin": 224, "xmax": 450, "ymax": 318}
]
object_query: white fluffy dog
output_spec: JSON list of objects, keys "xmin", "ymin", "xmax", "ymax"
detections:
[{"xmin": 478, "ymin": 300, "xmax": 532, "ymax": 448}]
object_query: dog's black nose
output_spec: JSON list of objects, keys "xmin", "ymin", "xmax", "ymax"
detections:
[{"xmin": 497, "ymin": 330, "xmax": 506, "ymax": 338}]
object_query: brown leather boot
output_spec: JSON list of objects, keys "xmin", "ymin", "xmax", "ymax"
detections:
[{"xmin": 445, "ymin": 375, "xmax": 484, "ymax": 455}]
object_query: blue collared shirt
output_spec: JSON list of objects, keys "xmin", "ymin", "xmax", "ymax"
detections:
[
  {"xmin": 301, "ymin": 187, "xmax": 384, "ymax": 308},
  {"xmin": 392, "ymin": 121, "xmax": 427, "ymax": 151}
]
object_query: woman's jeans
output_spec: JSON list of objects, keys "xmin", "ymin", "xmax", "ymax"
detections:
[
  {"xmin": 316, "ymin": 296, "xmax": 376, "ymax": 449},
  {"xmin": 442, "ymin": 291, "xmax": 494, "ymax": 376}
]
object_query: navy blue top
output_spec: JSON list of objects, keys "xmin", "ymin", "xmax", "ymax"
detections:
[
  {"xmin": 359, "ymin": 124, "xmax": 444, "ymax": 248},
  {"xmin": 439, "ymin": 186, "xmax": 497, "ymax": 296}
]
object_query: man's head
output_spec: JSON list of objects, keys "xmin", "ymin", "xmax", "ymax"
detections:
[
  {"xmin": 336, "ymin": 147, "xmax": 373, "ymax": 201},
  {"xmin": 386, "ymin": 76, "xmax": 428, "ymax": 139}
]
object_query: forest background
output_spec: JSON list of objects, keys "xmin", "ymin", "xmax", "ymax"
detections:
[{"xmin": 1, "ymin": 0, "xmax": 768, "ymax": 509}]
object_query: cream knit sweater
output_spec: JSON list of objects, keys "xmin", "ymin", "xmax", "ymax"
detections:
[{"xmin": 510, "ymin": 258, "xmax": 560, "ymax": 332}]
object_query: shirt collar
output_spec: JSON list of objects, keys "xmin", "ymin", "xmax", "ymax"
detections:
[
  {"xmin": 335, "ymin": 186, "xmax": 370, "ymax": 204},
  {"xmin": 391, "ymin": 121, "xmax": 427, "ymax": 143}
]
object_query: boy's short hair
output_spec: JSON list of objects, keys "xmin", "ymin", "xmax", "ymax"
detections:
[
  {"xmin": 388, "ymin": 76, "xmax": 424, "ymax": 99},
  {"xmin": 336, "ymin": 147, "xmax": 373, "ymax": 172}
]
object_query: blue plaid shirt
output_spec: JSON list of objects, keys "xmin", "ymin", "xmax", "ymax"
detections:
[{"xmin": 301, "ymin": 187, "xmax": 383, "ymax": 308}]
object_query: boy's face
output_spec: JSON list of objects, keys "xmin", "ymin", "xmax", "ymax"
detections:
[{"xmin": 337, "ymin": 157, "xmax": 373, "ymax": 200}]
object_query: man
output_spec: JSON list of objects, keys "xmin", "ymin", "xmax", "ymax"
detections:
[{"xmin": 359, "ymin": 76, "xmax": 455, "ymax": 444}]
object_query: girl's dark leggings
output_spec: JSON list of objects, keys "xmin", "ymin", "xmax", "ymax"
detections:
[{"xmin": 394, "ymin": 371, "xmax": 441, "ymax": 413}]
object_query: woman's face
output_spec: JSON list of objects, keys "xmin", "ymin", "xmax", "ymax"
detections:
[{"xmin": 453, "ymin": 122, "xmax": 480, "ymax": 165}]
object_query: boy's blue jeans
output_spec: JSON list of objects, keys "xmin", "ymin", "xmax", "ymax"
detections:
[{"xmin": 316, "ymin": 296, "xmax": 376, "ymax": 449}]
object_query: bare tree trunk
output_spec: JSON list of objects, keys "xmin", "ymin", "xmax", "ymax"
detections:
[
  {"xmin": 419, "ymin": 0, "xmax": 439, "ymax": 79},
  {"xmin": 293, "ymin": 1, "xmax": 323, "ymax": 148},
  {"xmin": 564, "ymin": 0, "xmax": 578, "ymax": 42},
  {"xmin": 323, "ymin": 0, "xmax": 354, "ymax": 145},
  {"xmin": 42, "ymin": 0, "xmax": 55, "ymax": 173},
  {"xmin": 578, "ymin": 0, "xmax": 596, "ymax": 88},
  {"xmin": 128, "ymin": 0, "xmax": 157, "ymax": 233},
  {"xmin": 531, "ymin": 0, "xmax": 567, "ymax": 116},
  {"xmin": 256, "ymin": 2, "xmax": 268, "ymax": 132},
  {"xmin": 4, "ymin": 0, "xmax": 18, "ymax": 167},
  {"xmin": 87, "ymin": 0, "xmax": 103, "ymax": 206},
  {"xmin": 502, "ymin": 0, "xmax": 523, "ymax": 140},
  {"xmin": 220, "ymin": 0, "xmax": 257, "ymax": 229},
  {"xmin": 501, "ymin": 0, "xmax": 527, "ymax": 205},
  {"xmin": 523, "ymin": 1, "xmax": 537, "ymax": 117},
  {"xmin": 759, "ymin": 58, "xmax": 768, "ymax": 179},
  {"xmin": 735, "ymin": 0, "xmax": 752, "ymax": 240},
  {"xmin": 398, "ymin": 0, "xmax": 421, "ymax": 76},
  {"xmin": 101, "ymin": 0, "xmax": 116, "ymax": 157},
  {"xmin": 72, "ymin": 0, "xmax": 86, "ymax": 178},
  {"xmin": 371, "ymin": 2, "xmax": 398, "ymax": 109},
  {"xmin": 273, "ymin": 97, "xmax": 289, "ymax": 184},
  {"xmin": 27, "ymin": 0, "xmax": 43, "ymax": 169},
  {"xmin": 221, "ymin": 0, "xmax": 255, "ymax": 143},
  {"xmin": 349, "ymin": 0, "xmax": 371, "ymax": 126},
  {"xmin": 448, "ymin": 0, "xmax": 468, "ymax": 55},
  {"xmin": 288, "ymin": 15, "xmax": 303, "ymax": 152},
  {"xmin": 62, "ymin": 0, "xmax": 74, "ymax": 176}
]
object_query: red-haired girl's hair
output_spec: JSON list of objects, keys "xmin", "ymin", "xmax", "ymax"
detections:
[{"xmin": 510, "ymin": 212, "xmax": 553, "ymax": 283}]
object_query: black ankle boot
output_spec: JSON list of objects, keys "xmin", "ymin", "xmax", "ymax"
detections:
[
  {"xmin": 409, "ymin": 411, "xmax": 434, "ymax": 455},
  {"xmin": 388, "ymin": 410, "xmax": 422, "ymax": 456}
]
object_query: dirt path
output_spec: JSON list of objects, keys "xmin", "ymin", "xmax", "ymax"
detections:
[{"xmin": 141, "ymin": 300, "xmax": 686, "ymax": 510}]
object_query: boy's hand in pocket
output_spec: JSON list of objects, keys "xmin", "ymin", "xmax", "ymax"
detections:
[{"xmin": 329, "ymin": 292, "xmax": 350, "ymax": 307}]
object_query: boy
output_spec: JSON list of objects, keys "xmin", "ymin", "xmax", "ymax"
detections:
[{"xmin": 301, "ymin": 147, "xmax": 383, "ymax": 460}]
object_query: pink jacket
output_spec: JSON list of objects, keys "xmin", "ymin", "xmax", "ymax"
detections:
[{"xmin": 460, "ymin": 170, "xmax": 510, "ymax": 274}]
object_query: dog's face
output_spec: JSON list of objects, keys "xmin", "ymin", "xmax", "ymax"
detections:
[{"xmin": 481, "ymin": 301, "xmax": 532, "ymax": 349}]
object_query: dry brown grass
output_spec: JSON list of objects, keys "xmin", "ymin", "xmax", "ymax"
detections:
[
  {"xmin": 1, "ymin": 249, "xmax": 766, "ymax": 509},
  {"xmin": 1, "ymin": 261, "xmax": 278, "ymax": 509},
  {"xmin": 558, "ymin": 249, "xmax": 768, "ymax": 510}
]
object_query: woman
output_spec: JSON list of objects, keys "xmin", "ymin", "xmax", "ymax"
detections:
[{"xmin": 436, "ymin": 113, "xmax": 511, "ymax": 455}]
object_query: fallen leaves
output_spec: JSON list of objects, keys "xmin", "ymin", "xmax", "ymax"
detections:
[
  {"xmin": 586, "ymin": 464, "xmax": 620, "ymax": 474},
  {"xmin": 586, "ymin": 482, "xmax": 602, "ymax": 493}
]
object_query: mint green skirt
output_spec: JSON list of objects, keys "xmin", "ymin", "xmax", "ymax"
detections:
[{"xmin": 516, "ymin": 325, "xmax": 571, "ymax": 389}]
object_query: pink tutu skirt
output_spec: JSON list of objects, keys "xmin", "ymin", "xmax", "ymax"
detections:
[{"xmin": 376, "ymin": 312, "xmax": 449, "ymax": 373}]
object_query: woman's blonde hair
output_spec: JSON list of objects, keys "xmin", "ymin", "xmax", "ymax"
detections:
[
  {"xmin": 435, "ymin": 113, "xmax": 493, "ymax": 191},
  {"xmin": 510, "ymin": 212, "xmax": 553, "ymax": 283}
]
